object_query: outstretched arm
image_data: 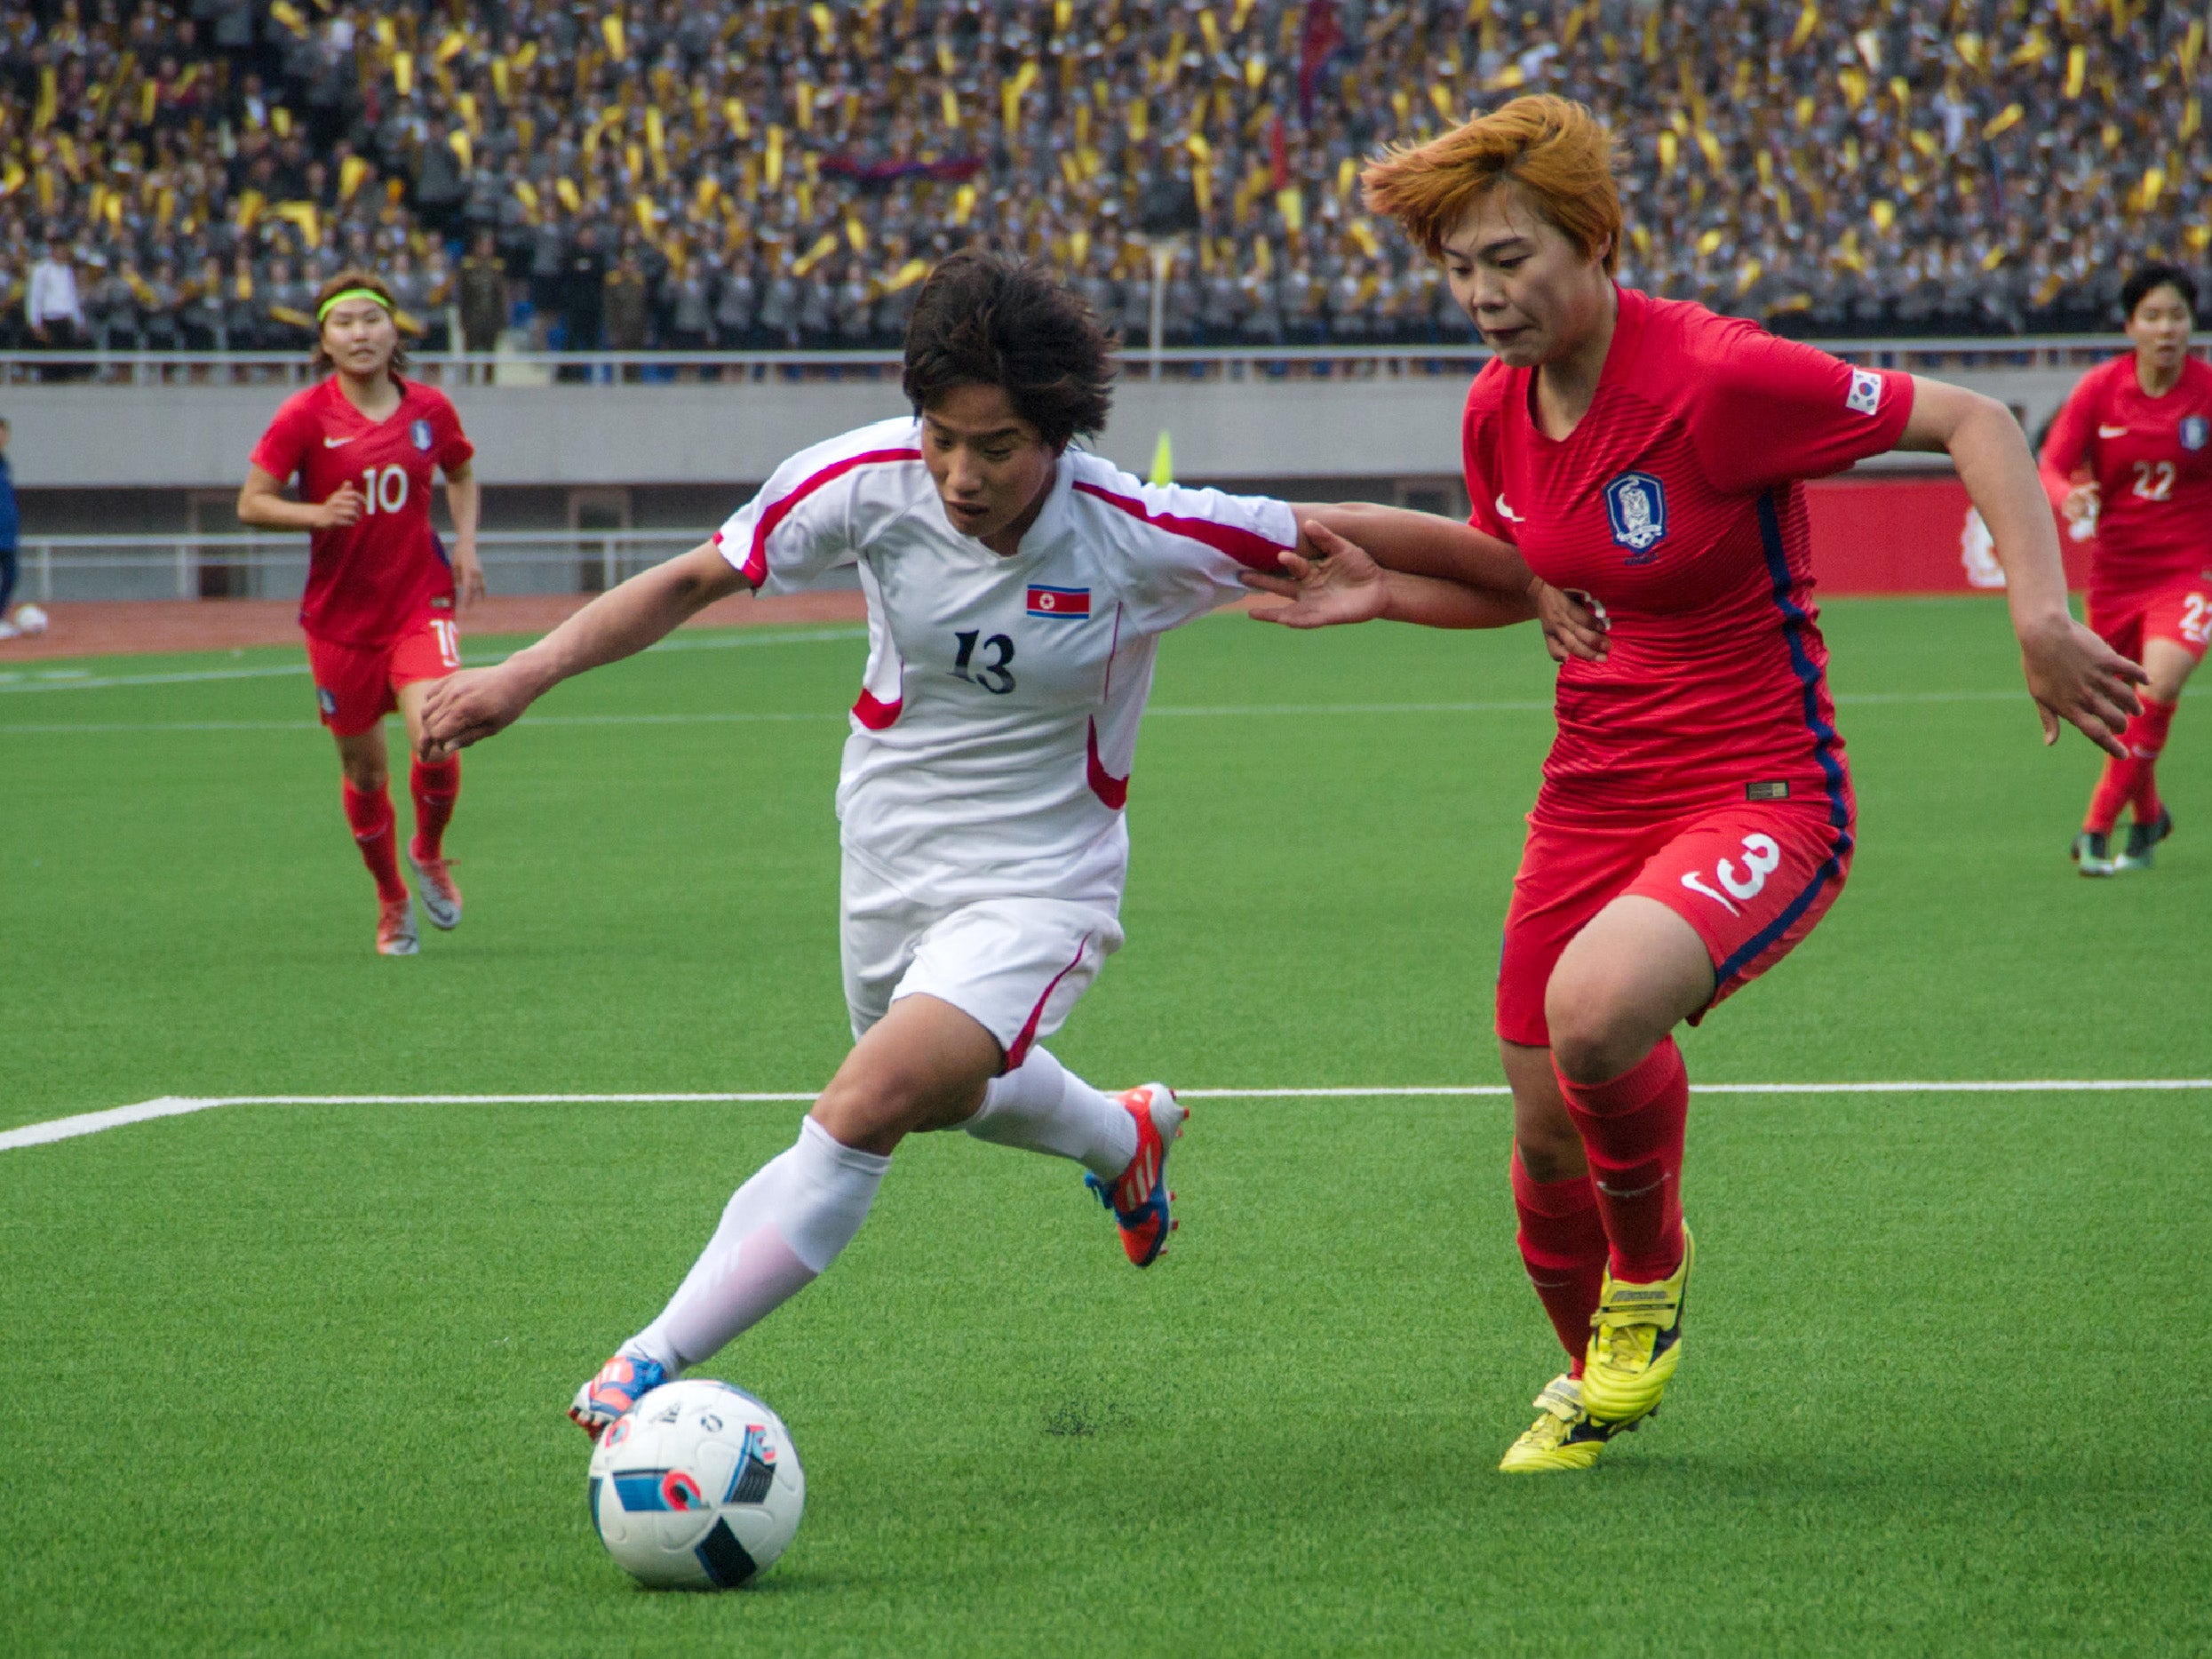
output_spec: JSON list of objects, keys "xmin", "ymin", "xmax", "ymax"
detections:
[
  {"xmin": 1293, "ymin": 500, "xmax": 1533, "ymax": 594},
  {"xmin": 1900, "ymin": 377, "xmax": 2144, "ymax": 755},
  {"xmin": 418, "ymin": 541, "xmax": 749, "ymax": 756},
  {"xmin": 1248, "ymin": 506, "xmax": 1609, "ymax": 660}
]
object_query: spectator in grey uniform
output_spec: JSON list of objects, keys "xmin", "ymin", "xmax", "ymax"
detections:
[
  {"xmin": 714, "ymin": 254, "xmax": 760, "ymax": 348},
  {"xmin": 757, "ymin": 260, "xmax": 800, "ymax": 349},
  {"xmin": 1199, "ymin": 263, "xmax": 1240, "ymax": 346},
  {"xmin": 796, "ymin": 265, "xmax": 833, "ymax": 349},
  {"xmin": 663, "ymin": 253, "xmax": 714, "ymax": 352},
  {"xmin": 182, "ymin": 255, "xmax": 227, "ymax": 350},
  {"xmin": 459, "ymin": 230, "xmax": 508, "ymax": 354},
  {"xmin": 831, "ymin": 260, "xmax": 873, "ymax": 348},
  {"xmin": 142, "ymin": 261, "xmax": 184, "ymax": 353}
]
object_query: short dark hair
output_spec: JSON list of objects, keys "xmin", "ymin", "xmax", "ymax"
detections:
[
  {"xmin": 2122, "ymin": 262, "xmax": 2197, "ymax": 321},
  {"xmin": 901, "ymin": 251, "xmax": 1116, "ymax": 450}
]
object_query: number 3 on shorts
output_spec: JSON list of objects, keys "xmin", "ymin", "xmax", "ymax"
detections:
[
  {"xmin": 430, "ymin": 618, "xmax": 461, "ymax": 669},
  {"xmin": 1680, "ymin": 833, "xmax": 1782, "ymax": 916}
]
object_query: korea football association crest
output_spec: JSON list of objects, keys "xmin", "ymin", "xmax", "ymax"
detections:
[
  {"xmin": 1603, "ymin": 471, "xmax": 1668, "ymax": 563},
  {"xmin": 2182, "ymin": 415, "xmax": 2208, "ymax": 452},
  {"xmin": 410, "ymin": 418, "xmax": 434, "ymax": 452}
]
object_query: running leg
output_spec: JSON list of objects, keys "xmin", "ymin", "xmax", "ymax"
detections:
[
  {"xmin": 334, "ymin": 725, "xmax": 408, "ymax": 905},
  {"xmin": 600, "ymin": 995, "xmax": 997, "ymax": 1405},
  {"xmin": 961, "ymin": 1045, "xmax": 1138, "ymax": 1179},
  {"xmin": 1545, "ymin": 896, "xmax": 1712, "ymax": 1426}
]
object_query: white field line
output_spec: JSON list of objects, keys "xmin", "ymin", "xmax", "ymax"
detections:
[
  {"xmin": 5, "ymin": 1079, "xmax": 2207, "ymax": 1154},
  {"xmin": 0, "ymin": 626, "xmax": 869, "ymax": 697},
  {"xmin": 0, "ymin": 689, "xmax": 2021, "ymax": 736}
]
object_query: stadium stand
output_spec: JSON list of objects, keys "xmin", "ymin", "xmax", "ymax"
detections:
[{"xmin": 1, "ymin": 0, "xmax": 2208, "ymax": 354}]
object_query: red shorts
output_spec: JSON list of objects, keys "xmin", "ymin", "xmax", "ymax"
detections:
[
  {"xmin": 2089, "ymin": 573, "xmax": 2212, "ymax": 665},
  {"xmin": 306, "ymin": 615, "xmax": 462, "ymax": 738},
  {"xmin": 1496, "ymin": 796, "xmax": 1855, "ymax": 1049}
]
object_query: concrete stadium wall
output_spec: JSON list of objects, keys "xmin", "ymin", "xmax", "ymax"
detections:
[{"xmin": 0, "ymin": 363, "xmax": 2085, "ymax": 496}]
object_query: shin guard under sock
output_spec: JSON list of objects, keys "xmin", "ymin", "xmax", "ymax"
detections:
[
  {"xmin": 2125, "ymin": 698, "xmax": 2176, "ymax": 825},
  {"xmin": 2084, "ymin": 755, "xmax": 2136, "ymax": 836},
  {"xmin": 1511, "ymin": 1153, "xmax": 1607, "ymax": 1375},
  {"xmin": 962, "ymin": 1046, "xmax": 1137, "ymax": 1179},
  {"xmin": 341, "ymin": 780, "xmax": 408, "ymax": 903},
  {"xmin": 1556, "ymin": 1038, "xmax": 1690, "ymax": 1284},
  {"xmin": 637, "ymin": 1116, "xmax": 889, "ymax": 1370},
  {"xmin": 410, "ymin": 755, "xmax": 461, "ymax": 859}
]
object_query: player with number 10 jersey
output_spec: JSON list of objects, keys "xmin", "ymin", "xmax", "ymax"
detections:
[{"xmin": 240, "ymin": 267, "xmax": 481, "ymax": 955}]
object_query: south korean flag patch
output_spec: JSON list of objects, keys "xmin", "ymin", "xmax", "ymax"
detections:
[
  {"xmin": 1603, "ymin": 472, "xmax": 1668, "ymax": 563},
  {"xmin": 410, "ymin": 418, "xmax": 434, "ymax": 451},
  {"xmin": 1846, "ymin": 368, "xmax": 1883, "ymax": 418}
]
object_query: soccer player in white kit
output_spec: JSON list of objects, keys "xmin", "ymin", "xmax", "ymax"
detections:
[{"xmin": 418, "ymin": 252, "xmax": 1541, "ymax": 1436}]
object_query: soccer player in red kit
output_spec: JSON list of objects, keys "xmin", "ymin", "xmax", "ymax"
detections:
[
  {"xmin": 2040, "ymin": 263, "xmax": 2212, "ymax": 874},
  {"xmin": 238, "ymin": 268, "xmax": 483, "ymax": 954},
  {"xmin": 1249, "ymin": 97, "xmax": 2143, "ymax": 1472}
]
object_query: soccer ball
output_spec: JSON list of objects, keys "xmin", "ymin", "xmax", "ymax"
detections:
[
  {"xmin": 12, "ymin": 603, "xmax": 47, "ymax": 635},
  {"xmin": 586, "ymin": 1379, "xmax": 805, "ymax": 1590}
]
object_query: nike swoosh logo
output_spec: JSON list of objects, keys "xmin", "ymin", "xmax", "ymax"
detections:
[
  {"xmin": 323, "ymin": 436, "xmax": 356, "ymax": 447},
  {"xmin": 2098, "ymin": 425, "xmax": 2128, "ymax": 438},
  {"xmin": 1494, "ymin": 492, "xmax": 1525, "ymax": 523}
]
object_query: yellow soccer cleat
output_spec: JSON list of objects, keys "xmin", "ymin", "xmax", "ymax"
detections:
[
  {"xmin": 1579, "ymin": 1224, "xmax": 1695, "ymax": 1426},
  {"xmin": 1498, "ymin": 1372, "xmax": 1631, "ymax": 1473}
]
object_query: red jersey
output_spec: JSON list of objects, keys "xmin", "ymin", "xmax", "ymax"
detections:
[
  {"xmin": 250, "ymin": 376, "xmax": 474, "ymax": 648},
  {"xmin": 2037, "ymin": 353, "xmax": 2212, "ymax": 612},
  {"xmin": 1463, "ymin": 287, "xmax": 1914, "ymax": 820}
]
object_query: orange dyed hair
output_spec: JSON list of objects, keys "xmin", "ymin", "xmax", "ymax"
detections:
[{"xmin": 1362, "ymin": 94, "xmax": 1622, "ymax": 273}]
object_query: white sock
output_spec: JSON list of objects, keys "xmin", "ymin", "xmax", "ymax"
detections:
[
  {"xmin": 962, "ymin": 1046, "xmax": 1136, "ymax": 1180},
  {"xmin": 633, "ymin": 1116, "xmax": 890, "ymax": 1371}
]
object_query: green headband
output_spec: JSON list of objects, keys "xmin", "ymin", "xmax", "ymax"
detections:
[{"xmin": 317, "ymin": 287, "xmax": 393, "ymax": 323}]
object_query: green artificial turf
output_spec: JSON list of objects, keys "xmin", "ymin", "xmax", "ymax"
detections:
[{"xmin": 2, "ymin": 599, "xmax": 2207, "ymax": 1655}]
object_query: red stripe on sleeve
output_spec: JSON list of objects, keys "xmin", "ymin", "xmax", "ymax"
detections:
[
  {"xmin": 1072, "ymin": 480, "xmax": 1293, "ymax": 571},
  {"xmin": 744, "ymin": 447, "xmax": 920, "ymax": 585}
]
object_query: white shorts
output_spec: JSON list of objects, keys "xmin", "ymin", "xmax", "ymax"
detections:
[{"xmin": 839, "ymin": 851, "xmax": 1124, "ymax": 1069}]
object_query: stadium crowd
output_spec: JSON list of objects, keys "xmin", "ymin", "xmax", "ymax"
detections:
[{"xmin": 2, "ymin": 0, "xmax": 2209, "ymax": 354}]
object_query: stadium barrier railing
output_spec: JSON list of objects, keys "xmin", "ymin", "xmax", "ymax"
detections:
[
  {"xmin": 11, "ymin": 527, "xmax": 712, "ymax": 603},
  {"xmin": 0, "ymin": 336, "xmax": 2162, "ymax": 387}
]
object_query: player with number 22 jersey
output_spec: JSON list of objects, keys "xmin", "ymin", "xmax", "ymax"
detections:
[{"xmin": 2038, "ymin": 264, "xmax": 2212, "ymax": 874}]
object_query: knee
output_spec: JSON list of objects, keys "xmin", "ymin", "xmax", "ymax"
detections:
[
  {"xmin": 812, "ymin": 1058, "xmax": 946, "ymax": 1153},
  {"xmin": 342, "ymin": 757, "xmax": 388, "ymax": 794},
  {"xmin": 1544, "ymin": 968, "xmax": 1647, "ymax": 1087},
  {"xmin": 1513, "ymin": 1125, "xmax": 1585, "ymax": 1184},
  {"xmin": 811, "ymin": 1071, "xmax": 904, "ymax": 1149}
]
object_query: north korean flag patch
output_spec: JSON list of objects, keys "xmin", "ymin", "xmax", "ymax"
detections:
[{"xmin": 1026, "ymin": 584, "xmax": 1090, "ymax": 618}]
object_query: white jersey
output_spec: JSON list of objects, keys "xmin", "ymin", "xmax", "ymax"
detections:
[{"xmin": 713, "ymin": 415, "xmax": 1299, "ymax": 905}]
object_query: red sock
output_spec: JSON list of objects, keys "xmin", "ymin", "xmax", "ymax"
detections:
[
  {"xmin": 2084, "ymin": 754, "xmax": 2137, "ymax": 835},
  {"xmin": 2124, "ymin": 698, "xmax": 2176, "ymax": 824},
  {"xmin": 1555, "ymin": 1038, "xmax": 1689, "ymax": 1284},
  {"xmin": 1511, "ymin": 1154, "xmax": 1607, "ymax": 1376},
  {"xmin": 410, "ymin": 755, "xmax": 461, "ymax": 859},
  {"xmin": 342, "ymin": 780, "xmax": 408, "ymax": 904}
]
